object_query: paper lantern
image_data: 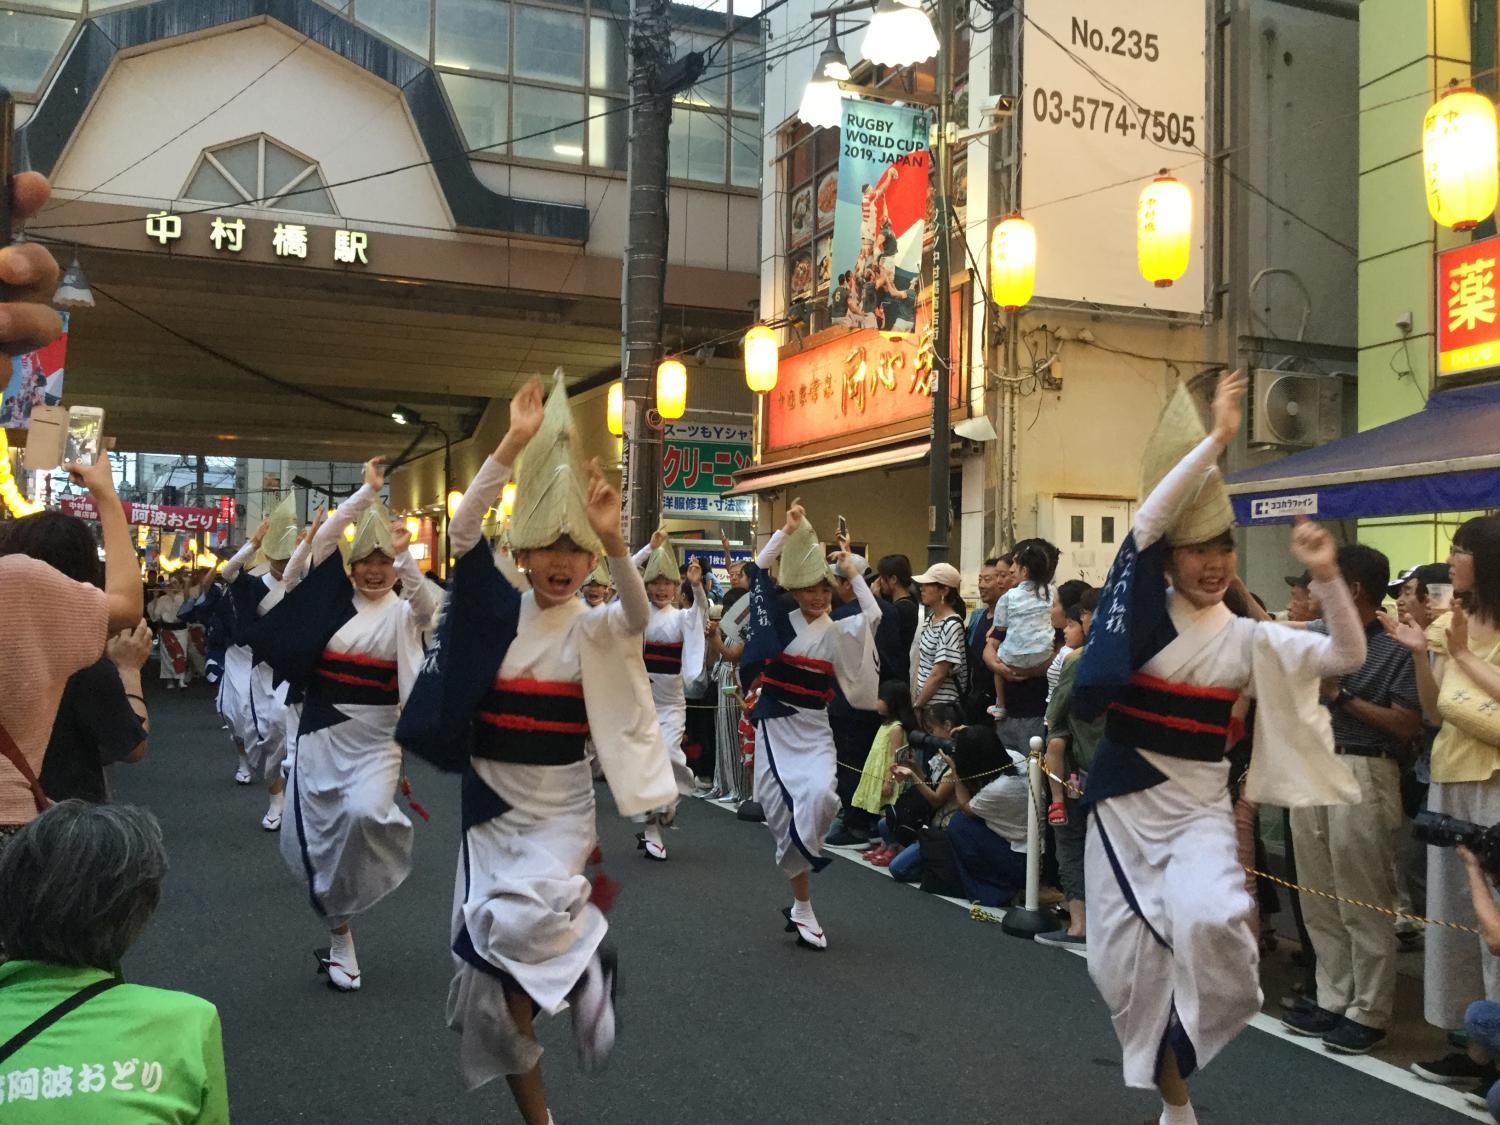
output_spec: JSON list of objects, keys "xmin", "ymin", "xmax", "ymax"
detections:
[
  {"xmin": 1137, "ymin": 173, "xmax": 1192, "ymax": 288},
  {"xmin": 861, "ymin": 0, "xmax": 937, "ymax": 68},
  {"xmin": 989, "ymin": 214, "xmax": 1036, "ymax": 310},
  {"xmin": 501, "ymin": 481, "xmax": 516, "ymax": 517},
  {"xmin": 446, "ymin": 489, "xmax": 464, "ymax": 520},
  {"xmin": 607, "ymin": 381, "xmax": 623, "ymax": 436},
  {"xmin": 656, "ymin": 359, "xmax": 687, "ymax": 420},
  {"xmin": 1423, "ymin": 86, "xmax": 1499, "ymax": 231},
  {"xmin": 744, "ymin": 324, "xmax": 779, "ymax": 393},
  {"xmin": 342, "ymin": 523, "xmax": 356, "ymax": 543},
  {"xmin": 404, "ymin": 516, "xmax": 420, "ymax": 536}
]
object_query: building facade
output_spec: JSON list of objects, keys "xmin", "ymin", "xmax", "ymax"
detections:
[{"xmin": 743, "ymin": 0, "xmax": 1359, "ymax": 602}]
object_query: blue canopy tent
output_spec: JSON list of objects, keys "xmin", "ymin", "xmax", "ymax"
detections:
[{"xmin": 1225, "ymin": 381, "xmax": 1500, "ymax": 525}]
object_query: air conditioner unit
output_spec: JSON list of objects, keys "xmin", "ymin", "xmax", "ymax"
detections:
[{"xmin": 1248, "ymin": 369, "xmax": 1343, "ymax": 449}]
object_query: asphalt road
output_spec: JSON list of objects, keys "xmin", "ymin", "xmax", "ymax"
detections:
[{"xmin": 110, "ymin": 683, "xmax": 1471, "ymax": 1124}]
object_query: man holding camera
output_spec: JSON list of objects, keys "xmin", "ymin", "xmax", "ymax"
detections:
[{"xmin": 1282, "ymin": 545, "xmax": 1421, "ymax": 1054}]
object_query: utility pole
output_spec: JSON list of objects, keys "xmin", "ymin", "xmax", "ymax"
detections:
[
  {"xmin": 194, "ymin": 453, "xmax": 206, "ymax": 508},
  {"xmin": 926, "ymin": 0, "xmax": 956, "ymax": 566},
  {"xmin": 620, "ymin": 0, "xmax": 673, "ymax": 548}
]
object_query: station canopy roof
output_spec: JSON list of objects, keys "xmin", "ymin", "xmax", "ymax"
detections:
[{"xmin": 1225, "ymin": 380, "xmax": 1500, "ymax": 525}]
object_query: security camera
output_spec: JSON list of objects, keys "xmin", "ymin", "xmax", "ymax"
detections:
[{"xmin": 1395, "ymin": 310, "xmax": 1413, "ymax": 334}]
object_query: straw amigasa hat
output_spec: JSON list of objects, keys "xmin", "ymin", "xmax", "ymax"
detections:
[
  {"xmin": 262, "ymin": 491, "xmax": 300, "ymax": 562},
  {"xmin": 348, "ymin": 495, "xmax": 396, "ymax": 563},
  {"xmin": 584, "ymin": 560, "xmax": 612, "ymax": 587},
  {"xmin": 1138, "ymin": 382, "xmax": 1234, "ymax": 546},
  {"xmin": 508, "ymin": 370, "xmax": 605, "ymax": 557},
  {"xmin": 642, "ymin": 545, "xmax": 681, "ymax": 583},
  {"xmin": 778, "ymin": 514, "xmax": 830, "ymax": 590}
]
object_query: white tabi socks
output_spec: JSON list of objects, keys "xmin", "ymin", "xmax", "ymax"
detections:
[
  {"xmin": 327, "ymin": 928, "xmax": 361, "ymax": 992},
  {"xmin": 641, "ymin": 819, "xmax": 667, "ymax": 861},
  {"xmin": 234, "ymin": 750, "xmax": 253, "ymax": 784},
  {"xmin": 1160, "ymin": 1100, "xmax": 1198, "ymax": 1125},
  {"xmin": 788, "ymin": 898, "xmax": 827, "ymax": 950},
  {"xmin": 261, "ymin": 789, "xmax": 285, "ymax": 831}
]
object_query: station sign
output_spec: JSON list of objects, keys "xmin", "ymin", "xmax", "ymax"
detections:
[{"xmin": 144, "ymin": 212, "xmax": 371, "ymax": 265}]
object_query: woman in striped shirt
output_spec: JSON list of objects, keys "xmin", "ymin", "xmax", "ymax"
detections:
[{"xmin": 912, "ymin": 562, "xmax": 968, "ymax": 714}]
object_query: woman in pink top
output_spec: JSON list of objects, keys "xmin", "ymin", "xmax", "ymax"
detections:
[{"xmin": 0, "ymin": 176, "xmax": 143, "ymax": 838}]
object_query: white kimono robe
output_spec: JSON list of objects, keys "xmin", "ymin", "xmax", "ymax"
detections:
[
  {"xmin": 243, "ymin": 534, "xmax": 315, "ymax": 778},
  {"xmin": 216, "ymin": 541, "xmax": 259, "ymax": 747},
  {"xmin": 751, "ymin": 531, "xmax": 881, "ymax": 878},
  {"xmin": 444, "ymin": 456, "xmax": 671, "ymax": 1088},
  {"xmin": 1083, "ymin": 436, "xmax": 1366, "ymax": 1090},
  {"xmin": 642, "ymin": 597, "xmax": 708, "ymax": 806},
  {"xmin": 148, "ymin": 592, "xmax": 191, "ymax": 686},
  {"xmin": 279, "ymin": 485, "xmax": 438, "ymax": 924}
]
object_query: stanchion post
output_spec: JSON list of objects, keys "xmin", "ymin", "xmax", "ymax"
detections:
[{"xmin": 1002, "ymin": 736, "xmax": 1060, "ymax": 939}]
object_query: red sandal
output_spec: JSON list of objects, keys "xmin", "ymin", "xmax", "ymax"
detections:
[{"xmin": 1047, "ymin": 801, "xmax": 1067, "ymax": 826}]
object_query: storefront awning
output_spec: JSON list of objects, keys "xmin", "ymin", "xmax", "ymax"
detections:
[
  {"xmin": 1225, "ymin": 381, "xmax": 1500, "ymax": 524},
  {"xmin": 726, "ymin": 439, "xmax": 930, "ymax": 496}
]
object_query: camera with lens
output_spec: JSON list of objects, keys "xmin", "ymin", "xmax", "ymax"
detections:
[
  {"xmin": 908, "ymin": 730, "xmax": 955, "ymax": 755},
  {"xmin": 1413, "ymin": 810, "xmax": 1488, "ymax": 849}
]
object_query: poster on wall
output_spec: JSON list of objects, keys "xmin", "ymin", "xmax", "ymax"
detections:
[
  {"xmin": 830, "ymin": 100, "xmax": 932, "ymax": 333},
  {"xmin": 0, "ymin": 312, "xmax": 69, "ymax": 428},
  {"xmin": 1020, "ymin": 3, "xmax": 1207, "ymax": 313}
]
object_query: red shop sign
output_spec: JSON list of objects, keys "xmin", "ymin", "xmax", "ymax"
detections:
[
  {"xmin": 1438, "ymin": 234, "xmax": 1500, "ymax": 378},
  {"xmin": 62, "ymin": 496, "xmax": 220, "ymax": 531},
  {"xmin": 766, "ymin": 282, "xmax": 967, "ymax": 455},
  {"xmin": 765, "ymin": 324, "xmax": 961, "ymax": 454}
]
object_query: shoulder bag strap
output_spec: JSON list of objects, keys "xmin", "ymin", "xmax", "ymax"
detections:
[
  {"xmin": 0, "ymin": 978, "xmax": 120, "ymax": 1066},
  {"xmin": 0, "ymin": 723, "xmax": 51, "ymax": 814}
]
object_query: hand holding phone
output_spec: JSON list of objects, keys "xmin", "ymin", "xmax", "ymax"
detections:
[{"xmin": 64, "ymin": 405, "xmax": 105, "ymax": 466}]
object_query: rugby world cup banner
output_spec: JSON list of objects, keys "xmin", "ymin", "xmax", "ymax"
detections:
[{"xmin": 830, "ymin": 100, "xmax": 931, "ymax": 335}]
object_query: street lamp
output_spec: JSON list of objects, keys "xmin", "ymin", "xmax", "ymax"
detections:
[
  {"xmin": 1423, "ymin": 84, "xmax": 1498, "ymax": 231},
  {"xmin": 798, "ymin": 24, "xmax": 852, "ymax": 129},
  {"xmin": 390, "ymin": 404, "xmax": 422, "ymax": 426},
  {"xmin": 861, "ymin": 0, "xmax": 937, "ymax": 68}
]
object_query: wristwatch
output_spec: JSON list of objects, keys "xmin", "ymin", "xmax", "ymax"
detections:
[{"xmin": 1333, "ymin": 688, "xmax": 1355, "ymax": 711}]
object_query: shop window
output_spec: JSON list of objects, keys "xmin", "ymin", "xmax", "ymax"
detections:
[
  {"xmin": 355, "ymin": 0, "xmax": 431, "ymax": 55},
  {"xmin": 435, "ymin": 0, "xmax": 509, "ymax": 74},
  {"xmin": 1070, "ymin": 515, "xmax": 1085, "ymax": 544},
  {"xmin": 1101, "ymin": 516, "xmax": 1115, "ymax": 544},
  {"xmin": 181, "ymin": 136, "xmax": 337, "ymax": 215},
  {"xmin": 0, "ymin": 11, "xmax": 73, "ymax": 96},
  {"xmin": 443, "ymin": 72, "xmax": 509, "ymax": 153},
  {"xmin": 513, "ymin": 6, "xmax": 586, "ymax": 85}
]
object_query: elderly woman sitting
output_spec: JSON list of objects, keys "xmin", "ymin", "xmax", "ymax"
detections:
[{"xmin": 0, "ymin": 801, "xmax": 229, "ymax": 1123}]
